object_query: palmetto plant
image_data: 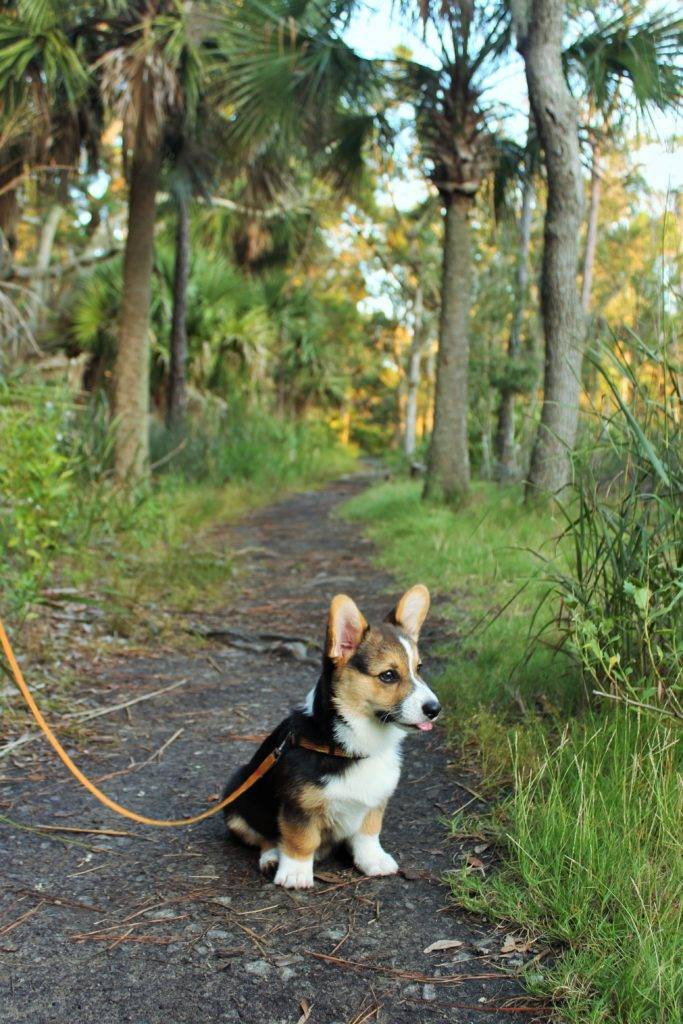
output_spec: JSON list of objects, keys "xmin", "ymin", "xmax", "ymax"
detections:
[
  {"xmin": 565, "ymin": 5, "xmax": 683, "ymax": 313},
  {"xmin": 0, "ymin": 0, "xmax": 95, "ymax": 296},
  {"xmin": 66, "ymin": 244, "xmax": 274, "ymax": 402}
]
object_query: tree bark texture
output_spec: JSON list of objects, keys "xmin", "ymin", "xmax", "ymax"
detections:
[
  {"xmin": 581, "ymin": 143, "xmax": 602, "ymax": 313},
  {"xmin": 494, "ymin": 143, "xmax": 534, "ymax": 482},
  {"xmin": 423, "ymin": 193, "xmax": 472, "ymax": 503},
  {"xmin": 113, "ymin": 116, "xmax": 162, "ymax": 485},
  {"xmin": 404, "ymin": 284, "xmax": 424, "ymax": 459},
  {"xmin": 167, "ymin": 191, "xmax": 190, "ymax": 430},
  {"xmin": 516, "ymin": 0, "xmax": 585, "ymax": 498}
]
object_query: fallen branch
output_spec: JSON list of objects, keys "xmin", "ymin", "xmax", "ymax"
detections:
[
  {"xmin": 401, "ymin": 995, "xmax": 552, "ymax": 1016},
  {"xmin": 304, "ymin": 949, "xmax": 503, "ymax": 986}
]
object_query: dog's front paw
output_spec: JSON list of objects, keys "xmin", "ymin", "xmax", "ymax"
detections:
[
  {"xmin": 274, "ymin": 854, "xmax": 314, "ymax": 889},
  {"xmin": 355, "ymin": 849, "xmax": 399, "ymax": 877}
]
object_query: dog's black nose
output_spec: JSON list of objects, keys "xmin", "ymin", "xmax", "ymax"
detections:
[{"xmin": 422, "ymin": 699, "xmax": 441, "ymax": 720}]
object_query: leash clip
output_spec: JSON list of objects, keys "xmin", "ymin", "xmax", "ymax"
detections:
[{"xmin": 273, "ymin": 732, "xmax": 292, "ymax": 762}]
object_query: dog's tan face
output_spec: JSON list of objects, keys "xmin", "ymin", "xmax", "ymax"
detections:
[{"xmin": 325, "ymin": 586, "xmax": 441, "ymax": 731}]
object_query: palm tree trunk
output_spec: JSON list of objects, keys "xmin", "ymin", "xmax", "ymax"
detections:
[
  {"xmin": 113, "ymin": 116, "xmax": 162, "ymax": 485},
  {"xmin": 167, "ymin": 192, "xmax": 190, "ymax": 431},
  {"xmin": 494, "ymin": 142, "xmax": 534, "ymax": 482},
  {"xmin": 581, "ymin": 143, "xmax": 602, "ymax": 313},
  {"xmin": 404, "ymin": 284, "xmax": 424, "ymax": 459},
  {"xmin": 26, "ymin": 204, "xmax": 63, "ymax": 339},
  {"xmin": 423, "ymin": 193, "xmax": 472, "ymax": 504},
  {"xmin": 515, "ymin": 0, "xmax": 585, "ymax": 499}
]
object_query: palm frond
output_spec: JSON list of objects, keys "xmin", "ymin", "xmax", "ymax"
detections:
[{"xmin": 566, "ymin": 10, "xmax": 683, "ymax": 119}]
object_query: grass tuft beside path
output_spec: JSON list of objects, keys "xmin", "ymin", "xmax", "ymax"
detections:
[{"xmin": 343, "ymin": 478, "xmax": 682, "ymax": 1024}]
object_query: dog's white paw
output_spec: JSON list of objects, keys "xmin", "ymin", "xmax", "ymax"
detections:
[
  {"xmin": 274, "ymin": 853, "xmax": 314, "ymax": 889},
  {"xmin": 259, "ymin": 847, "xmax": 279, "ymax": 874},
  {"xmin": 355, "ymin": 850, "xmax": 399, "ymax": 877}
]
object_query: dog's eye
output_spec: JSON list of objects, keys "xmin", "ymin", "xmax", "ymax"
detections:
[
  {"xmin": 417, "ymin": 662, "xmax": 423, "ymax": 672},
  {"xmin": 379, "ymin": 669, "xmax": 399, "ymax": 683}
]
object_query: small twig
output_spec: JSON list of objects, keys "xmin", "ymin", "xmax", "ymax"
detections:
[
  {"xmin": 149, "ymin": 439, "xmax": 187, "ymax": 472},
  {"xmin": 66, "ymin": 678, "xmax": 190, "ymax": 723},
  {"xmin": 146, "ymin": 728, "xmax": 184, "ymax": 763},
  {"xmin": 0, "ymin": 732, "xmax": 34, "ymax": 759},
  {"xmin": 592, "ymin": 690, "xmax": 682, "ymax": 721},
  {"xmin": 28, "ymin": 824, "xmax": 139, "ymax": 838},
  {"xmin": 0, "ymin": 901, "xmax": 44, "ymax": 936}
]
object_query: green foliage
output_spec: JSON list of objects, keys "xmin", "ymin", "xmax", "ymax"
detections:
[
  {"xmin": 150, "ymin": 407, "xmax": 355, "ymax": 488},
  {"xmin": 450, "ymin": 712, "xmax": 682, "ymax": 1023},
  {"xmin": 543, "ymin": 339, "xmax": 682, "ymax": 716},
  {"xmin": 60, "ymin": 238, "xmax": 374, "ymax": 416},
  {"xmin": 0, "ymin": 378, "xmax": 355, "ymax": 619},
  {"xmin": 566, "ymin": 8, "xmax": 683, "ymax": 120},
  {"xmin": 0, "ymin": 380, "xmax": 113, "ymax": 612}
]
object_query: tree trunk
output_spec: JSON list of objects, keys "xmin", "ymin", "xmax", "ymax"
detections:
[
  {"xmin": 515, "ymin": 0, "xmax": 585, "ymax": 499},
  {"xmin": 404, "ymin": 284, "xmax": 424, "ymax": 459},
  {"xmin": 0, "ymin": 150, "xmax": 22, "ymax": 279},
  {"xmin": 581, "ymin": 143, "xmax": 602, "ymax": 313},
  {"xmin": 494, "ymin": 140, "xmax": 534, "ymax": 482},
  {"xmin": 113, "ymin": 115, "xmax": 162, "ymax": 485},
  {"xmin": 26, "ymin": 204, "xmax": 63, "ymax": 338},
  {"xmin": 423, "ymin": 193, "xmax": 472, "ymax": 504},
  {"xmin": 167, "ymin": 191, "xmax": 190, "ymax": 431}
]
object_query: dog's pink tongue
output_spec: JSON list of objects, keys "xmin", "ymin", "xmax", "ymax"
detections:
[{"xmin": 416, "ymin": 722, "xmax": 433, "ymax": 732}]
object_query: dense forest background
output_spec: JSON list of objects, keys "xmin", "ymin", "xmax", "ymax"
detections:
[{"xmin": 0, "ymin": 3, "xmax": 681, "ymax": 1022}]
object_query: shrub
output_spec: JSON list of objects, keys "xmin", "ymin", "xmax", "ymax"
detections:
[{"xmin": 0, "ymin": 380, "xmax": 99, "ymax": 612}]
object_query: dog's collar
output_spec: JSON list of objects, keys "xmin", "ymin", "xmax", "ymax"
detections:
[{"xmin": 276, "ymin": 733, "xmax": 361, "ymax": 760}]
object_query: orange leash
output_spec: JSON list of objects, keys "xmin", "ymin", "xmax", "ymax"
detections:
[{"xmin": 0, "ymin": 617, "xmax": 283, "ymax": 827}]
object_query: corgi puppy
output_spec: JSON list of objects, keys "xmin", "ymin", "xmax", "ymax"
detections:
[{"xmin": 224, "ymin": 584, "xmax": 441, "ymax": 889}]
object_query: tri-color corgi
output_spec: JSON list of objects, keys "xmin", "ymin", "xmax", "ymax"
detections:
[{"xmin": 224, "ymin": 584, "xmax": 441, "ymax": 889}]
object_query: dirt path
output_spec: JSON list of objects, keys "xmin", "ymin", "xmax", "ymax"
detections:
[{"xmin": 0, "ymin": 477, "xmax": 532, "ymax": 1024}]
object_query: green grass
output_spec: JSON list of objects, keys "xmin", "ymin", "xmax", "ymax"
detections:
[
  {"xmin": 342, "ymin": 476, "xmax": 682, "ymax": 1024},
  {"xmin": 343, "ymin": 479, "xmax": 581, "ymax": 722},
  {"xmin": 451, "ymin": 713, "xmax": 682, "ymax": 1024}
]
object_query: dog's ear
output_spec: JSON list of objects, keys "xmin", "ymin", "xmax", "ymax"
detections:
[
  {"xmin": 386, "ymin": 584, "xmax": 430, "ymax": 642},
  {"xmin": 327, "ymin": 594, "xmax": 367, "ymax": 664}
]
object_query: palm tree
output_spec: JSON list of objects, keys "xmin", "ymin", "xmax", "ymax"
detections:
[
  {"xmin": 514, "ymin": 0, "xmax": 585, "ymax": 498},
  {"xmin": 565, "ymin": 8, "xmax": 683, "ymax": 314},
  {"xmin": 397, "ymin": 1, "xmax": 512, "ymax": 503},
  {"xmin": 97, "ymin": 3, "xmax": 206, "ymax": 483},
  {"xmin": 102, "ymin": 0, "xmax": 377, "ymax": 482},
  {"xmin": 0, "ymin": 0, "xmax": 92, "ymax": 309}
]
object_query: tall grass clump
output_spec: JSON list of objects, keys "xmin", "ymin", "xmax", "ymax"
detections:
[
  {"xmin": 547, "ymin": 338, "xmax": 682, "ymax": 717},
  {"xmin": 450, "ymin": 337, "xmax": 683, "ymax": 1022},
  {"xmin": 452, "ymin": 712, "xmax": 682, "ymax": 1024}
]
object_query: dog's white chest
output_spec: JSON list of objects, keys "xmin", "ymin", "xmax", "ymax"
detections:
[{"xmin": 322, "ymin": 749, "xmax": 401, "ymax": 839}]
